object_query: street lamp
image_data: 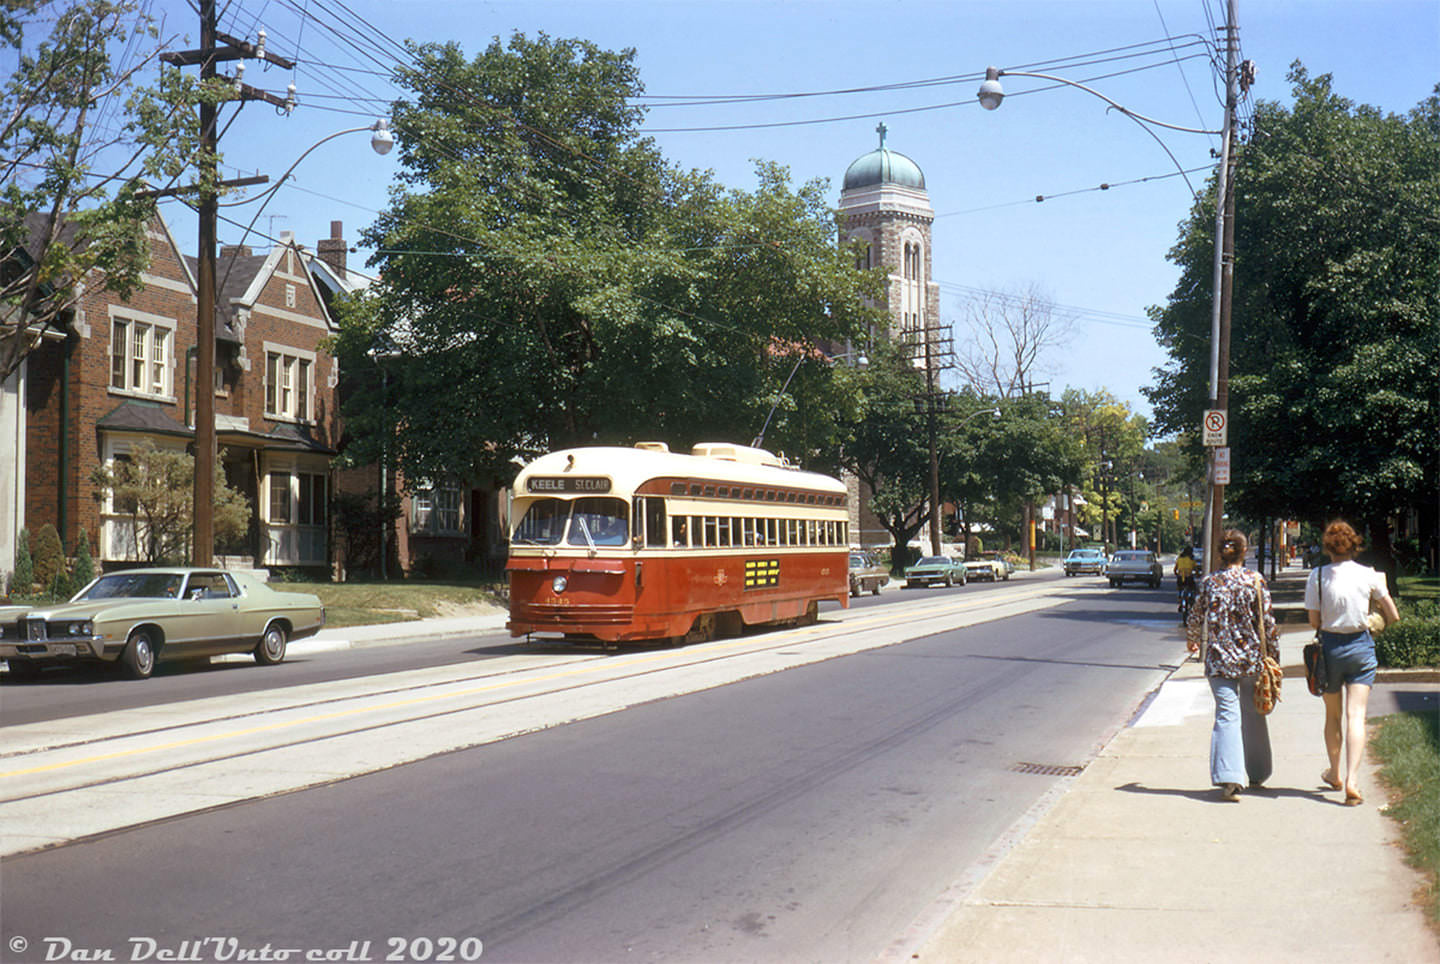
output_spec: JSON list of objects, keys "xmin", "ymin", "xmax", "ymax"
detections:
[
  {"xmin": 977, "ymin": 3, "xmax": 1245, "ymax": 574},
  {"xmin": 753, "ymin": 348, "xmax": 867, "ymax": 449},
  {"xmin": 193, "ymin": 119, "xmax": 395, "ymax": 565}
]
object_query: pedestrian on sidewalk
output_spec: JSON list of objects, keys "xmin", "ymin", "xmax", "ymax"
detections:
[
  {"xmin": 1186, "ymin": 529, "xmax": 1280, "ymax": 801},
  {"xmin": 1304, "ymin": 519, "xmax": 1400, "ymax": 806}
]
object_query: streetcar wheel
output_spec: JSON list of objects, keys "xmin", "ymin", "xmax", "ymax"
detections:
[
  {"xmin": 254, "ymin": 623, "xmax": 287, "ymax": 665},
  {"xmin": 121, "ymin": 629, "xmax": 157, "ymax": 679}
]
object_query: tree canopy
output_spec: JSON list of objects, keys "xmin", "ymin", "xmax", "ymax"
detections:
[
  {"xmin": 2, "ymin": 1, "xmax": 202, "ymax": 380},
  {"xmin": 1145, "ymin": 66, "xmax": 1439, "ymax": 539},
  {"xmin": 337, "ymin": 33, "xmax": 881, "ymax": 486}
]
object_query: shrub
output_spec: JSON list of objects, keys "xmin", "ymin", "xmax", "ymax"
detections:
[
  {"xmin": 72, "ymin": 530, "xmax": 95, "ymax": 588},
  {"xmin": 31, "ymin": 524, "xmax": 63, "ymax": 590},
  {"xmin": 13, "ymin": 529, "xmax": 34, "ymax": 595},
  {"xmin": 1375, "ymin": 599, "xmax": 1440, "ymax": 668}
]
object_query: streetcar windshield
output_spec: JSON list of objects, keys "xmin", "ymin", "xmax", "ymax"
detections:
[
  {"xmin": 568, "ymin": 498, "xmax": 628, "ymax": 547},
  {"xmin": 512, "ymin": 499, "xmax": 568, "ymax": 545},
  {"xmin": 512, "ymin": 497, "xmax": 629, "ymax": 548}
]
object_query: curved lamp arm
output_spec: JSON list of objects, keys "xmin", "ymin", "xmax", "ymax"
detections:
[{"xmin": 977, "ymin": 67, "xmax": 1220, "ymax": 135}]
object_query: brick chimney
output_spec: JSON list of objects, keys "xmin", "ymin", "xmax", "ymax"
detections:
[
  {"xmin": 218, "ymin": 243, "xmax": 252, "ymax": 261},
  {"xmin": 317, "ymin": 220, "xmax": 347, "ymax": 276}
]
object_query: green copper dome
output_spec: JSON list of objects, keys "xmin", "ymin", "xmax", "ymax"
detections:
[{"xmin": 843, "ymin": 124, "xmax": 925, "ymax": 191}]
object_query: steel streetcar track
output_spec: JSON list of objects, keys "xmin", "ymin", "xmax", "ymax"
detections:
[{"xmin": 0, "ymin": 584, "xmax": 1061, "ymax": 794}]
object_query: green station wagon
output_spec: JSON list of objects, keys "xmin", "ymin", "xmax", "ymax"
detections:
[{"xmin": 0, "ymin": 568, "xmax": 325, "ymax": 680}]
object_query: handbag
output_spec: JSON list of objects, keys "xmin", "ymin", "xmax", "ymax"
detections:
[
  {"xmin": 1251, "ymin": 573, "xmax": 1282, "ymax": 714},
  {"xmin": 1303, "ymin": 566, "xmax": 1328, "ymax": 696}
]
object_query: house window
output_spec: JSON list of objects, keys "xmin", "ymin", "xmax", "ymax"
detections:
[
  {"xmin": 297, "ymin": 473, "xmax": 326, "ymax": 526},
  {"xmin": 413, "ymin": 483, "xmax": 464, "ymax": 535},
  {"xmin": 264, "ymin": 349, "xmax": 316, "ymax": 421},
  {"xmin": 269, "ymin": 472, "xmax": 291, "ymax": 524},
  {"xmin": 109, "ymin": 317, "xmax": 172, "ymax": 397}
]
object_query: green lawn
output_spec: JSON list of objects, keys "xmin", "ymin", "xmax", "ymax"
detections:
[
  {"xmin": 1372, "ymin": 711, "xmax": 1440, "ymax": 935},
  {"xmin": 282, "ymin": 580, "xmax": 507, "ymax": 628}
]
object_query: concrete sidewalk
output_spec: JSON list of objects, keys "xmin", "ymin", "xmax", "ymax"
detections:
[{"xmin": 909, "ymin": 568, "xmax": 1440, "ymax": 963}]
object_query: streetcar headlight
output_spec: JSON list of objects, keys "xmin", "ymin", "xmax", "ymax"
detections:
[{"xmin": 552, "ymin": 575, "xmax": 568, "ymax": 594}]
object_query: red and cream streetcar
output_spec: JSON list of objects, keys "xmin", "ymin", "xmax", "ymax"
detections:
[{"xmin": 506, "ymin": 442, "xmax": 850, "ymax": 645}]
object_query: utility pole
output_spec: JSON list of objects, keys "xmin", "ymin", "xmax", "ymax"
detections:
[
  {"xmin": 160, "ymin": 3, "xmax": 293, "ymax": 565},
  {"xmin": 915, "ymin": 320, "xmax": 954, "ymax": 557},
  {"xmin": 1204, "ymin": 0, "xmax": 1243, "ymax": 574}
]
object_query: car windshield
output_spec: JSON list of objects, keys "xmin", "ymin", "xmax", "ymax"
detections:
[
  {"xmin": 1070, "ymin": 550, "xmax": 1100, "ymax": 558},
  {"xmin": 75, "ymin": 572, "xmax": 184, "ymax": 600},
  {"xmin": 849, "ymin": 554, "xmax": 867, "ymax": 567},
  {"xmin": 915, "ymin": 556, "xmax": 947, "ymax": 566}
]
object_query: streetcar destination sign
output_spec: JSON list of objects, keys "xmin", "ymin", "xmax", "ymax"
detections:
[{"xmin": 527, "ymin": 476, "xmax": 612, "ymax": 493}]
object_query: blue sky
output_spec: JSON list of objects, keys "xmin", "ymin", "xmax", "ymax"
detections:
[{"xmin": 136, "ymin": 0, "xmax": 1437, "ymax": 425}]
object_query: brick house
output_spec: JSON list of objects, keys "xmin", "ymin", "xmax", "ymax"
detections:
[{"xmin": 5, "ymin": 213, "xmax": 343, "ymax": 575}]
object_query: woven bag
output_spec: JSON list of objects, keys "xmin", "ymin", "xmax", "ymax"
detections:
[{"xmin": 1252, "ymin": 572, "xmax": 1282, "ymax": 714}]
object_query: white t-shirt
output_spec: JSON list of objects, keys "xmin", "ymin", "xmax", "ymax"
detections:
[{"xmin": 1304, "ymin": 560, "xmax": 1388, "ymax": 633}]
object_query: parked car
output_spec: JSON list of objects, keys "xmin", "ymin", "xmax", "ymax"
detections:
[
  {"xmin": 1106, "ymin": 550, "xmax": 1164, "ymax": 588},
  {"xmin": 964, "ymin": 550, "xmax": 1014, "ymax": 582},
  {"xmin": 848, "ymin": 551, "xmax": 890, "ymax": 597},
  {"xmin": 0, "ymin": 568, "xmax": 325, "ymax": 680},
  {"xmin": 1063, "ymin": 548, "xmax": 1108, "ymax": 576},
  {"xmin": 903, "ymin": 555, "xmax": 967, "ymax": 588}
]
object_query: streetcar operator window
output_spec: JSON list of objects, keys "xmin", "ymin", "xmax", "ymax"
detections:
[{"xmin": 513, "ymin": 498, "xmax": 568, "ymax": 545}]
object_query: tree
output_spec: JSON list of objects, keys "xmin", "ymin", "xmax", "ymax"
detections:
[
  {"xmin": 1060, "ymin": 388, "xmax": 1148, "ymax": 547},
  {"xmin": 1146, "ymin": 66, "xmax": 1439, "ymax": 553},
  {"xmin": 337, "ymin": 33, "xmax": 880, "ymax": 486},
  {"xmin": 833, "ymin": 340, "xmax": 932, "ymax": 561},
  {"xmin": 2, "ymin": 1, "xmax": 202, "ymax": 380},
  {"xmin": 954, "ymin": 283, "xmax": 1076, "ymax": 398},
  {"xmin": 90, "ymin": 441, "xmax": 249, "ymax": 563}
]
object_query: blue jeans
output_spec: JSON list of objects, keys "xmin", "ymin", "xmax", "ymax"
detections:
[{"xmin": 1208, "ymin": 676, "xmax": 1273, "ymax": 787}]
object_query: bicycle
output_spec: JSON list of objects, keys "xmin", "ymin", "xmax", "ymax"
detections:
[{"xmin": 1177, "ymin": 578, "xmax": 1197, "ymax": 623}]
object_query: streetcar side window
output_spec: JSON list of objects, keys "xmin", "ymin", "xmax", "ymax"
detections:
[
  {"xmin": 672, "ymin": 516, "xmax": 689, "ymax": 547},
  {"xmin": 645, "ymin": 498, "xmax": 667, "ymax": 548},
  {"xmin": 717, "ymin": 516, "xmax": 732, "ymax": 547},
  {"xmin": 703, "ymin": 516, "xmax": 717, "ymax": 547},
  {"xmin": 513, "ymin": 498, "xmax": 567, "ymax": 545},
  {"xmin": 742, "ymin": 518, "xmax": 755, "ymax": 547},
  {"xmin": 568, "ymin": 498, "xmax": 629, "ymax": 547}
]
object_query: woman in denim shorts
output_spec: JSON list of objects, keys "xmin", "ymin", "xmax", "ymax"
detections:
[{"xmin": 1303, "ymin": 520, "xmax": 1399, "ymax": 805}]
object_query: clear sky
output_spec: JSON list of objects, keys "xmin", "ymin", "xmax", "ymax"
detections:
[{"xmin": 138, "ymin": 0, "xmax": 1437, "ymax": 426}]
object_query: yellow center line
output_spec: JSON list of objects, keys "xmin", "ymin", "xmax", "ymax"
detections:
[{"xmin": 0, "ymin": 587, "xmax": 1058, "ymax": 781}]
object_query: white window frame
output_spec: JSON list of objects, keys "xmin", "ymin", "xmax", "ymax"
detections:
[
  {"xmin": 108, "ymin": 308, "xmax": 176, "ymax": 400},
  {"xmin": 412, "ymin": 481, "xmax": 465, "ymax": 536},
  {"xmin": 262, "ymin": 342, "xmax": 318, "ymax": 423}
]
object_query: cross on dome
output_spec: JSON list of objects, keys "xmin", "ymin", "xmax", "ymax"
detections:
[{"xmin": 876, "ymin": 122, "xmax": 887, "ymax": 148}]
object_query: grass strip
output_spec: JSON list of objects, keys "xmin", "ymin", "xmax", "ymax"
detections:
[{"xmin": 1372, "ymin": 711, "xmax": 1440, "ymax": 933}]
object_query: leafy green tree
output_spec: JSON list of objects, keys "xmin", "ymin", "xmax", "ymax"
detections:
[
  {"xmin": 90, "ymin": 441, "xmax": 250, "ymax": 563},
  {"xmin": 338, "ymin": 33, "xmax": 879, "ymax": 485},
  {"xmin": 832, "ymin": 340, "xmax": 932, "ymax": 562},
  {"xmin": 1059, "ymin": 388, "xmax": 1148, "ymax": 546},
  {"xmin": 1146, "ymin": 66, "xmax": 1439, "ymax": 551},
  {"xmin": 30, "ymin": 523, "xmax": 63, "ymax": 590},
  {"xmin": 2, "ymin": 1, "xmax": 204, "ymax": 380}
]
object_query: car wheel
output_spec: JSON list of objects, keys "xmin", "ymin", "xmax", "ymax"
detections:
[
  {"xmin": 121, "ymin": 629, "xmax": 156, "ymax": 679},
  {"xmin": 943, "ymin": 574, "xmax": 953, "ymax": 587},
  {"xmin": 255, "ymin": 623, "xmax": 288, "ymax": 665},
  {"xmin": 871, "ymin": 582, "xmax": 882, "ymax": 596}
]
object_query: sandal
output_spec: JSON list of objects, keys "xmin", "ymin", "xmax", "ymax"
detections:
[
  {"xmin": 1321, "ymin": 769, "xmax": 1343, "ymax": 791},
  {"xmin": 1344, "ymin": 789, "xmax": 1364, "ymax": 806},
  {"xmin": 1221, "ymin": 782, "xmax": 1242, "ymax": 801}
]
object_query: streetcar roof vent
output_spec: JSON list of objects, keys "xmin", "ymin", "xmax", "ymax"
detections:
[
  {"xmin": 634, "ymin": 441, "xmax": 670, "ymax": 452},
  {"xmin": 691, "ymin": 442, "xmax": 790, "ymax": 468}
]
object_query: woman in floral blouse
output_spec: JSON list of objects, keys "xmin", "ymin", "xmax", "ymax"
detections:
[{"xmin": 1186, "ymin": 529, "xmax": 1280, "ymax": 801}]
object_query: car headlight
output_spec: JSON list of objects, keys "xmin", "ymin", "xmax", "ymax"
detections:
[
  {"xmin": 66, "ymin": 621, "xmax": 93, "ymax": 637},
  {"xmin": 552, "ymin": 575, "xmax": 568, "ymax": 594}
]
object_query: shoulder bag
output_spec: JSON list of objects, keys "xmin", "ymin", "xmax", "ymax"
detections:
[
  {"xmin": 1302, "ymin": 566, "xmax": 1327, "ymax": 696},
  {"xmin": 1252, "ymin": 572, "xmax": 1283, "ymax": 714}
]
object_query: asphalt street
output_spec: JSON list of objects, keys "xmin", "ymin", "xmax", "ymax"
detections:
[{"xmin": 1, "ymin": 576, "xmax": 1185, "ymax": 963}]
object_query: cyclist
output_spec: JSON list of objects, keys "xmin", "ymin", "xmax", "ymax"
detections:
[{"xmin": 1174, "ymin": 546, "xmax": 1199, "ymax": 620}]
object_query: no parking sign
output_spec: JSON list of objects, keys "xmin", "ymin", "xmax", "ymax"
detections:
[{"xmin": 1203, "ymin": 409, "xmax": 1227, "ymax": 446}]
